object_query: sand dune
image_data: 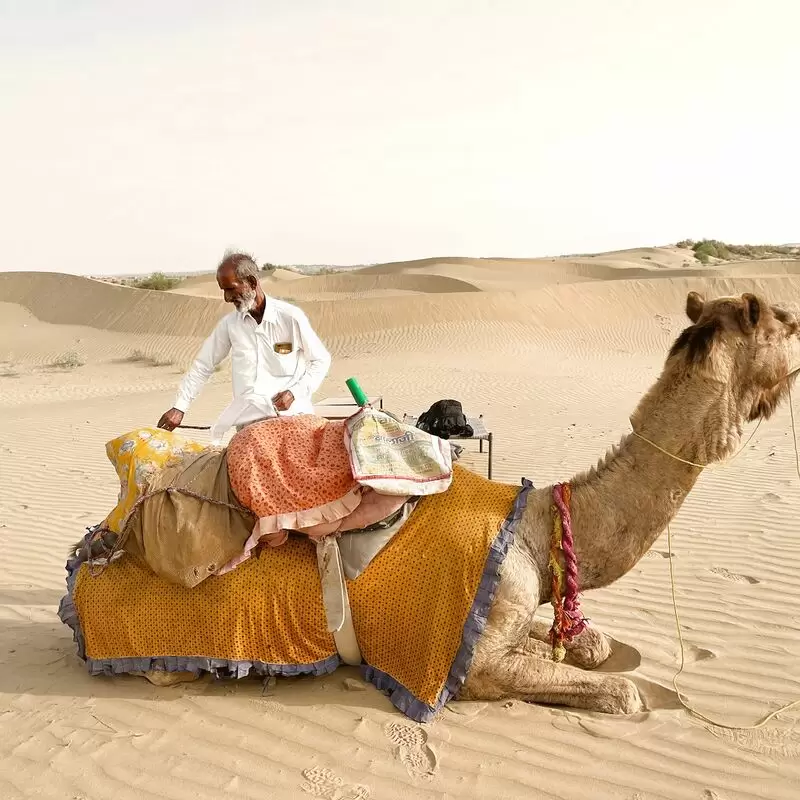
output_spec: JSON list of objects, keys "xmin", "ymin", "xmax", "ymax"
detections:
[
  {"xmin": 0, "ymin": 272, "xmax": 226, "ymax": 337},
  {"xmin": 172, "ymin": 271, "xmax": 483, "ymax": 301},
  {"xmin": 5, "ymin": 259, "xmax": 800, "ymax": 343},
  {"xmin": 170, "ymin": 250, "xmax": 800, "ymax": 298},
  {"xmin": 2, "ymin": 250, "xmax": 800, "ymax": 799}
]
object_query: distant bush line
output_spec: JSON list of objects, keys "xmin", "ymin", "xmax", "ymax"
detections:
[
  {"xmin": 131, "ymin": 272, "xmax": 183, "ymax": 291},
  {"xmin": 676, "ymin": 239, "xmax": 799, "ymax": 264}
]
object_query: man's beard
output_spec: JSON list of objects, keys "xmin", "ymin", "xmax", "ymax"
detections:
[{"xmin": 234, "ymin": 287, "xmax": 257, "ymax": 312}]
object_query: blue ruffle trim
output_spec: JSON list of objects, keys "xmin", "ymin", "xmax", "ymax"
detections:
[
  {"xmin": 59, "ymin": 477, "xmax": 532, "ymax": 722},
  {"xmin": 57, "ymin": 528, "xmax": 341, "ymax": 679},
  {"xmin": 361, "ymin": 477, "xmax": 532, "ymax": 721}
]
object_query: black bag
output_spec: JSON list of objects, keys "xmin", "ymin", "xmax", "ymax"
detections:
[{"xmin": 415, "ymin": 399, "xmax": 473, "ymax": 440}]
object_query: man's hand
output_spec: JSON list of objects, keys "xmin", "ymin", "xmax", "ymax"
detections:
[
  {"xmin": 157, "ymin": 408, "xmax": 184, "ymax": 431},
  {"xmin": 272, "ymin": 390, "xmax": 294, "ymax": 412}
]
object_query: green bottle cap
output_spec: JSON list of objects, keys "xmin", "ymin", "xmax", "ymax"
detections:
[{"xmin": 346, "ymin": 377, "xmax": 368, "ymax": 406}]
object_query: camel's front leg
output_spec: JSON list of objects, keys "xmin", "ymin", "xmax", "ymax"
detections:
[
  {"xmin": 526, "ymin": 620, "xmax": 611, "ymax": 670},
  {"xmin": 461, "ymin": 650, "xmax": 641, "ymax": 714}
]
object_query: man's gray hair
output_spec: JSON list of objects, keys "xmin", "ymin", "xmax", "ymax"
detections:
[{"xmin": 218, "ymin": 250, "xmax": 260, "ymax": 283}]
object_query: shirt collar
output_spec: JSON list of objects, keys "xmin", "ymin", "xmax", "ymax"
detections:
[{"xmin": 237, "ymin": 296, "xmax": 278, "ymax": 325}]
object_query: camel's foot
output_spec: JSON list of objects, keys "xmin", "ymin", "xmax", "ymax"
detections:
[
  {"xmin": 132, "ymin": 670, "xmax": 200, "ymax": 687},
  {"xmin": 562, "ymin": 625, "xmax": 612, "ymax": 670},
  {"xmin": 527, "ymin": 621, "xmax": 612, "ymax": 670},
  {"xmin": 581, "ymin": 674, "xmax": 641, "ymax": 715},
  {"xmin": 462, "ymin": 651, "xmax": 642, "ymax": 715}
]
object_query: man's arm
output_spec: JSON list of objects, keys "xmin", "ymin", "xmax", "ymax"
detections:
[
  {"xmin": 284, "ymin": 311, "xmax": 331, "ymax": 402},
  {"xmin": 157, "ymin": 318, "xmax": 231, "ymax": 429}
]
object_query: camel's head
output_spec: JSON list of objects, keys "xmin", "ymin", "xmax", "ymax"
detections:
[{"xmin": 669, "ymin": 291, "xmax": 800, "ymax": 422}]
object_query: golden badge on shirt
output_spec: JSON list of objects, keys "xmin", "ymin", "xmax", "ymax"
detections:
[{"xmin": 274, "ymin": 342, "xmax": 293, "ymax": 355}]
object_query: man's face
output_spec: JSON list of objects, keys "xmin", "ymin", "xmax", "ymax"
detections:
[{"xmin": 217, "ymin": 268, "xmax": 257, "ymax": 312}]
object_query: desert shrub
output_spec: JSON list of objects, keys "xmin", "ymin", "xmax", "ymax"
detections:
[
  {"xmin": 51, "ymin": 351, "xmax": 85, "ymax": 369},
  {"xmin": 692, "ymin": 239, "xmax": 731, "ymax": 261},
  {"xmin": 673, "ymin": 238, "xmax": 799, "ymax": 262},
  {"xmin": 726, "ymin": 243, "xmax": 797, "ymax": 259},
  {"xmin": 125, "ymin": 349, "xmax": 174, "ymax": 367},
  {"xmin": 132, "ymin": 272, "xmax": 182, "ymax": 291}
]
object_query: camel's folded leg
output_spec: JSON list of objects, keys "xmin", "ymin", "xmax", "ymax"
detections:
[
  {"xmin": 526, "ymin": 620, "xmax": 611, "ymax": 670},
  {"xmin": 461, "ymin": 650, "xmax": 641, "ymax": 714},
  {"xmin": 131, "ymin": 670, "xmax": 200, "ymax": 687}
]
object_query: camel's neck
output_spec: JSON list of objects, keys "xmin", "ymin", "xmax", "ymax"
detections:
[
  {"xmin": 567, "ymin": 433, "xmax": 701, "ymax": 591},
  {"xmin": 520, "ymin": 368, "xmax": 744, "ymax": 598}
]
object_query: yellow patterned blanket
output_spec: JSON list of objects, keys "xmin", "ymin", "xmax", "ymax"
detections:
[
  {"xmin": 59, "ymin": 465, "xmax": 530, "ymax": 721},
  {"xmin": 103, "ymin": 427, "xmax": 206, "ymax": 534}
]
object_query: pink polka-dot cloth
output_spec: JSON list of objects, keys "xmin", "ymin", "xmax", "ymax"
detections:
[{"xmin": 227, "ymin": 415, "xmax": 360, "ymax": 536}]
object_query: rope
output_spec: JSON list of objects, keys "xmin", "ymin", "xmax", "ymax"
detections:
[
  {"xmin": 790, "ymin": 381, "xmax": 800, "ymax": 483},
  {"xmin": 549, "ymin": 483, "xmax": 587, "ymax": 661},
  {"xmin": 666, "ymin": 521, "xmax": 800, "ymax": 730},
  {"xmin": 86, "ymin": 462, "xmax": 254, "ymax": 576},
  {"xmin": 630, "ymin": 433, "xmax": 707, "ymax": 468},
  {"xmin": 548, "ymin": 496, "xmax": 566, "ymax": 662},
  {"xmin": 656, "ymin": 382, "xmax": 800, "ymax": 731},
  {"xmin": 631, "ymin": 417, "xmax": 763, "ymax": 470}
]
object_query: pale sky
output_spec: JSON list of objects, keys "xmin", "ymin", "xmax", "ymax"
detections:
[{"xmin": 2, "ymin": 0, "xmax": 798, "ymax": 275}]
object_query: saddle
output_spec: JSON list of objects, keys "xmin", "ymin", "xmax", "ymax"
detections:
[{"xmin": 89, "ymin": 416, "xmax": 457, "ymax": 665}]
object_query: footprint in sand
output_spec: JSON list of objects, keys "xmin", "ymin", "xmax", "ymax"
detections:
[
  {"xmin": 707, "ymin": 725, "xmax": 800, "ymax": 758},
  {"xmin": 629, "ymin": 676, "xmax": 682, "ymax": 711},
  {"xmin": 300, "ymin": 766, "xmax": 371, "ymax": 799},
  {"xmin": 446, "ymin": 700, "xmax": 488, "ymax": 718},
  {"xmin": 384, "ymin": 720, "xmax": 438, "ymax": 779},
  {"xmin": 595, "ymin": 636, "xmax": 641, "ymax": 673},
  {"xmin": 687, "ymin": 645, "xmax": 715, "ymax": 662},
  {"xmin": 624, "ymin": 787, "xmax": 728, "ymax": 799},
  {"xmin": 707, "ymin": 567, "xmax": 760, "ymax": 584}
]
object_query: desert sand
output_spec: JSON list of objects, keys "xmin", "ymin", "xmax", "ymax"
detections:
[{"xmin": 2, "ymin": 246, "xmax": 800, "ymax": 799}]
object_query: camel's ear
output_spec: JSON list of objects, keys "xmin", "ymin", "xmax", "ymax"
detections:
[
  {"xmin": 686, "ymin": 291, "xmax": 705, "ymax": 323},
  {"xmin": 739, "ymin": 293, "xmax": 762, "ymax": 334},
  {"xmin": 773, "ymin": 306, "xmax": 800, "ymax": 334}
]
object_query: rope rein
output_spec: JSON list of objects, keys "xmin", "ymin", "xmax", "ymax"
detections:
[
  {"xmin": 631, "ymin": 416, "xmax": 763, "ymax": 470},
  {"xmin": 637, "ymin": 381, "xmax": 800, "ymax": 731}
]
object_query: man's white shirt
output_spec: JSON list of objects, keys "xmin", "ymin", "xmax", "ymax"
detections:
[{"xmin": 173, "ymin": 297, "xmax": 331, "ymax": 440}]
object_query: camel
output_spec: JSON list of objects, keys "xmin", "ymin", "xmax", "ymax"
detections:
[
  {"xmin": 459, "ymin": 290, "xmax": 799, "ymax": 713},
  {"xmin": 70, "ymin": 291, "xmax": 800, "ymax": 716}
]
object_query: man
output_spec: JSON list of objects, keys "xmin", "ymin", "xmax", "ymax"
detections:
[{"xmin": 157, "ymin": 252, "xmax": 331, "ymax": 441}]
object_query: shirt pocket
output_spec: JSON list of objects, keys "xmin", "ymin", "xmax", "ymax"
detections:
[{"xmin": 270, "ymin": 341, "xmax": 298, "ymax": 376}]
